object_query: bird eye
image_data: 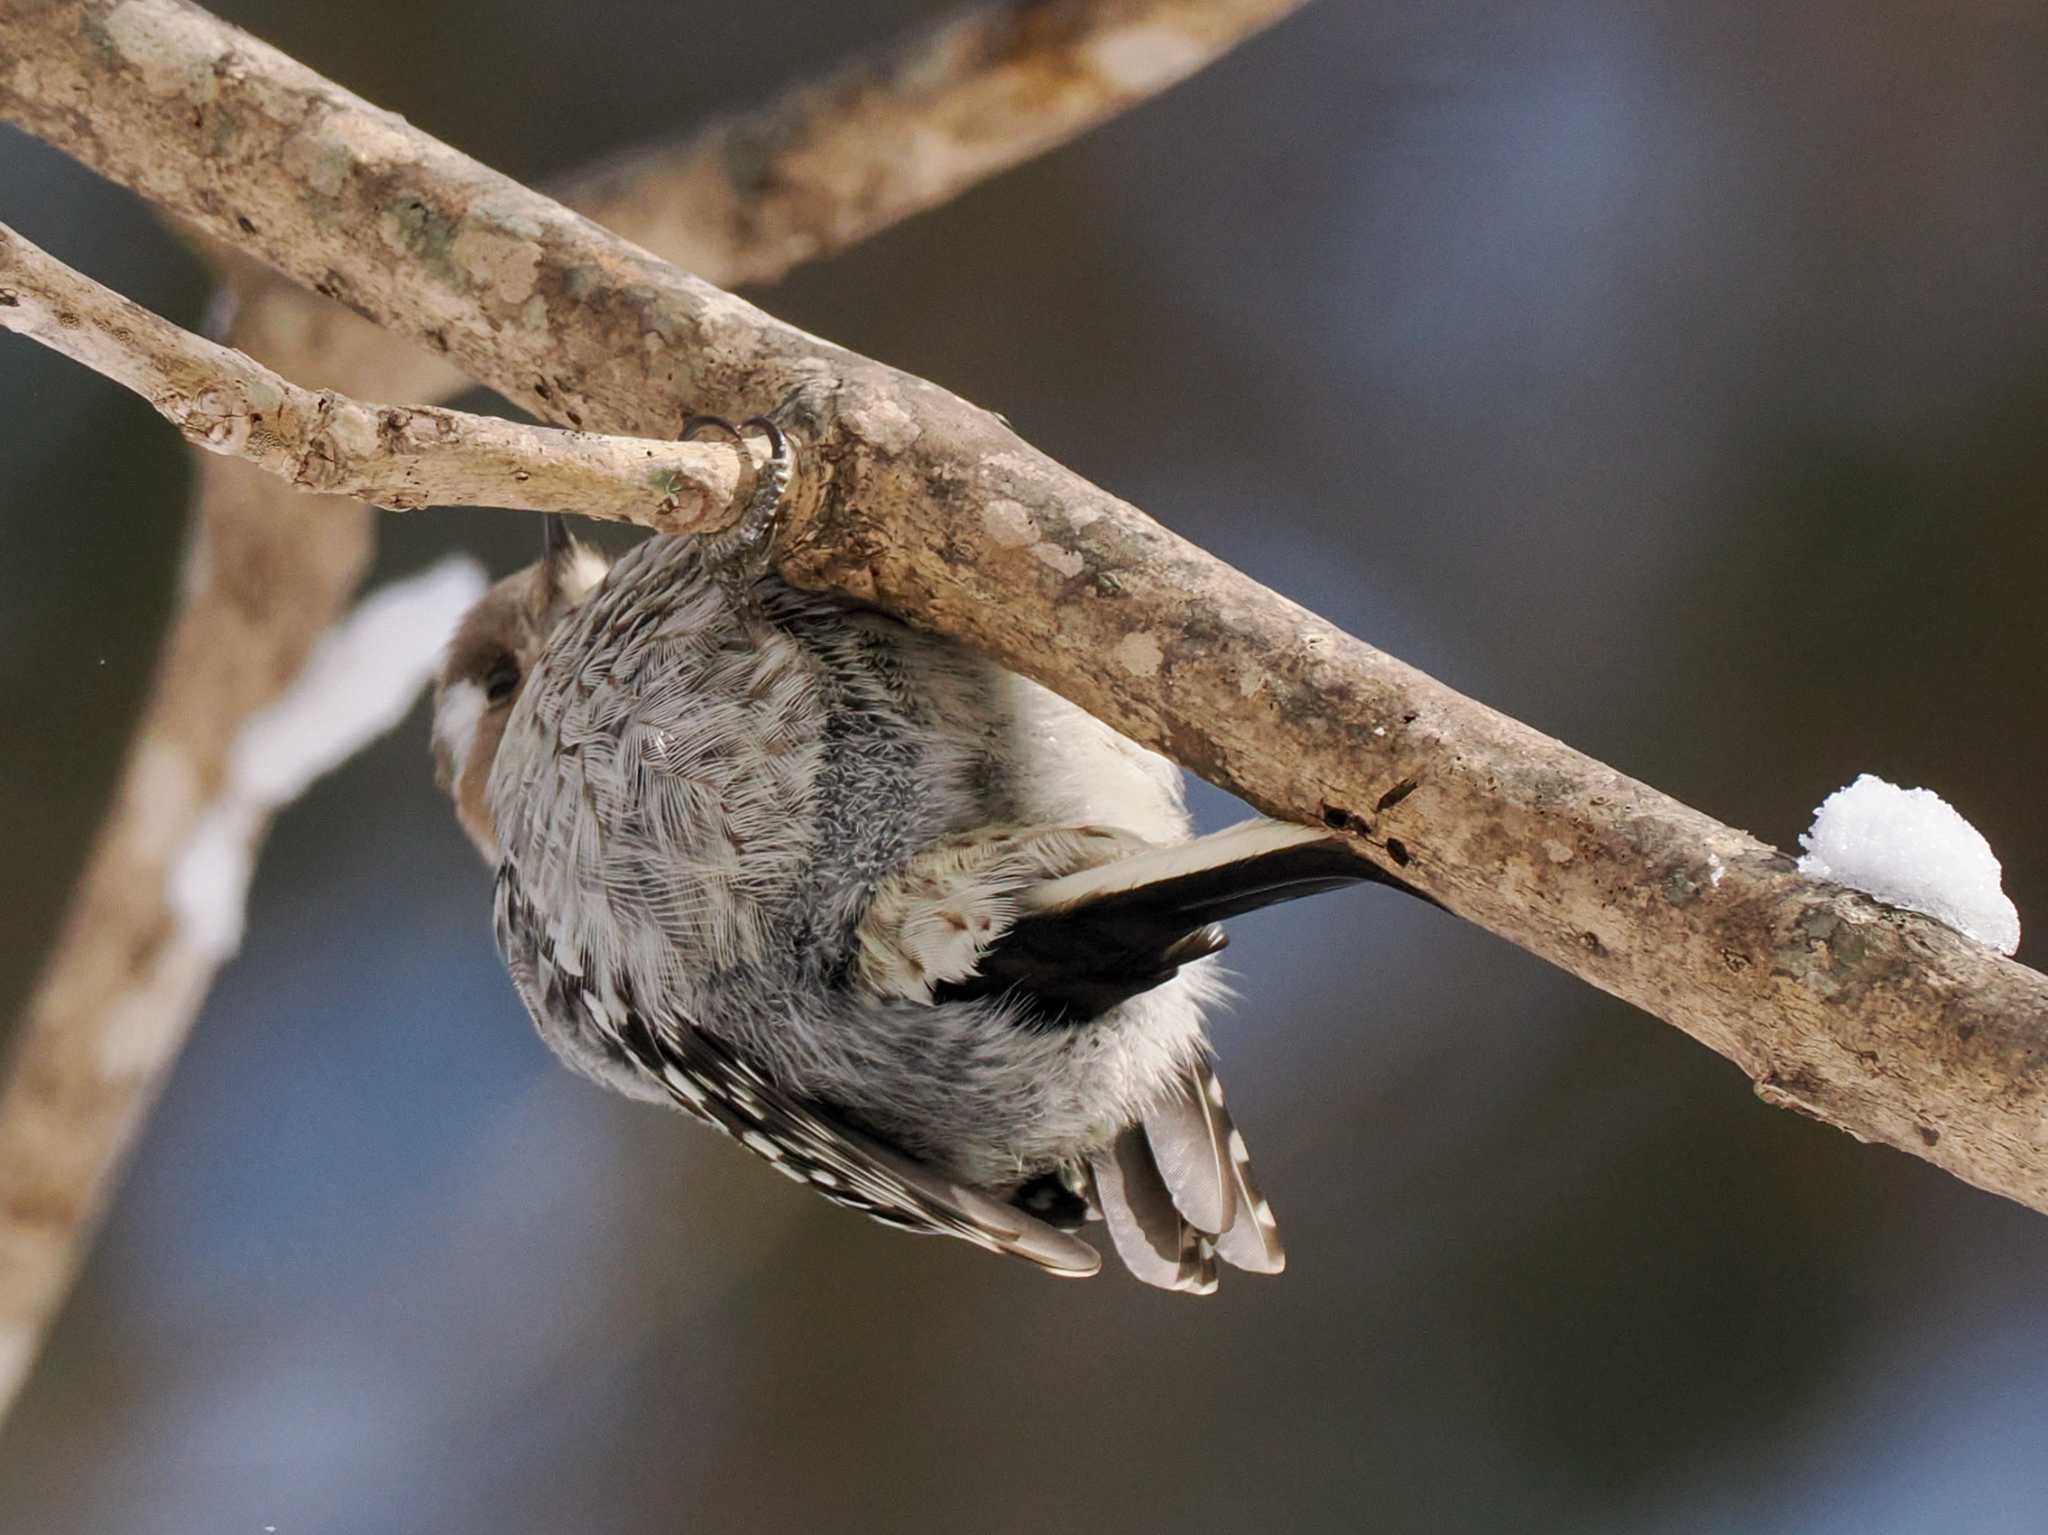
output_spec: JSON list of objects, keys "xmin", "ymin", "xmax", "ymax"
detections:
[{"xmin": 483, "ymin": 657, "xmax": 521, "ymax": 704}]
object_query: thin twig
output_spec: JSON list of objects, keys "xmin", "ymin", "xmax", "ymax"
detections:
[{"xmin": 0, "ymin": 223, "xmax": 750, "ymax": 525}]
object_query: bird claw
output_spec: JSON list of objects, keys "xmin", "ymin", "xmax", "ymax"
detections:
[{"xmin": 681, "ymin": 413, "xmax": 794, "ymax": 608}]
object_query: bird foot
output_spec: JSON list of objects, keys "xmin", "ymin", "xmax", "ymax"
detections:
[{"xmin": 681, "ymin": 413, "xmax": 794, "ymax": 605}]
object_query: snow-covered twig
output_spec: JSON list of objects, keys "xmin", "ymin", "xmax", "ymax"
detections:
[
  {"xmin": 161, "ymin": 559, "xmax": 488, "ymax": 962},
  {"xmin": 0, "ymin": 223, "xmax": 751, "ymax": 528},
  {"xmin": 0, "ymin": 557, "xmax": 482, "ymax": 1409}
]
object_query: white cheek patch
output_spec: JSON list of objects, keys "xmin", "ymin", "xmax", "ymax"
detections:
[
  {"xmin": 564, "ymin": 547, "xmax": 611, "ymax": 600},
  {"xmin": 433, "ymin": 678, "xmax": 487, "ymax": 786}
]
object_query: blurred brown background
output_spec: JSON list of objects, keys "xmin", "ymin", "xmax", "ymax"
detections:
[{"xmin": 3, "ymin": 2, "xmax": 2046, "ymax": 1530}]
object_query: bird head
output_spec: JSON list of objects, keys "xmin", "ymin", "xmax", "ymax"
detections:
[{"xmin": 432, "ymin": 516, "xmax": 609, "ymax": 862}]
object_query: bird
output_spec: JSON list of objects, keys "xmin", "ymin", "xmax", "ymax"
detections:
[{"xmin": 430, "ymin": 417, "xmax": 1409, "ymax": 1290}]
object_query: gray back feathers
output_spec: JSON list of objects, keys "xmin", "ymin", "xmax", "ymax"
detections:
[{"xmin": 478, "ymin": 533, "xmax": 1293, "ymax": 1288}]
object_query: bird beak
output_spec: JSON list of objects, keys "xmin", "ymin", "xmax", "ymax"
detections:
[{"xmin": 540, "ymin": 514, "xmax": 571, "ymax": 605}]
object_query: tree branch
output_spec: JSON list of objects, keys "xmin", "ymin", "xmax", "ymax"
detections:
[
  {"xmin": 4, "ymin": 0, "xmax": 2045, "ymax": 1220},
  {"xmin": 0, "ymin": 0, "xmax": 1308, "ymax": 1422},
  {"xmin": 558, "ymin": 0, "xmax": 1313, "ymax": 289},
  {"xmin": 0, "ymin": 221, "xmax": 751, "ymax": 525}
]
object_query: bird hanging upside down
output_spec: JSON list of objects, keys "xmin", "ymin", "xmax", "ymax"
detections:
[{"xmin": 431, "ymin": 417, "xmax": 1404, "ymax": 1290}]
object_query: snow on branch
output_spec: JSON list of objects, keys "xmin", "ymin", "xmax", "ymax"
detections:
[
  {"xmin": 1797, "ymin": 776, "xmax": 2021, "ymax": 957},
  {"xmin": 0, "ymin": 223, "xmax": 751, "ymax": 529},
  {"xmin": 4, "ymin": 0, "xmax": 2046, "ymax": 1227}
]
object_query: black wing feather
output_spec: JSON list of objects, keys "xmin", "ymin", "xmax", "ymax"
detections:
[{"xmin": 940, "ymin": 827, "xmax": 1403, "ymax": 1021}]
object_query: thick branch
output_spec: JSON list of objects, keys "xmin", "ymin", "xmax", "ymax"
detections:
[
  {"xmin": 157, "ymin": 0, "xmax": 1314, "ymax": 413},
  {"xmin": 4, "ymin": 0, "xmax": 2044, "ymax": 1217},
  {"xmin": 0, "ymin": 222, "xmax": 749, "ymax": 526}
]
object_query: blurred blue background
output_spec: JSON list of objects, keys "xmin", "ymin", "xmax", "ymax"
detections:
[{"xmin": 3, "ymin": 1, "xmax": 2046, "ymax": 1530}]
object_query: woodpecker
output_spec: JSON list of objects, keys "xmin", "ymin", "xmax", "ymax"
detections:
[{"xmin": 432, "ymin": 417, "xmax": 1401, "ymax": 1289}]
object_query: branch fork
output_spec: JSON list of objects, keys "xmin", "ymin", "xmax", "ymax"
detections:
[{"xmin": 0, "ymin": 220, "xmax": 759, "ymax": 528}]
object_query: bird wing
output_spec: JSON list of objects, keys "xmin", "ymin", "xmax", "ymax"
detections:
[
  {"xmin": 494, "ymin": 864, "xmax": 1100, "ymax": 1277},
  {"xmin": 604, "ymin": 995, "xmax": 1103, "ymax": 1277}
]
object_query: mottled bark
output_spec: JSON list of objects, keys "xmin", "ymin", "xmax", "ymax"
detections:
[
  {"xmin": 159, "ymin": 0, "xmax": 1314, "ymax": 417},
  {"xmin": 0, "ymin": 221, "xmax": 750, "ymax": 524},
  {"xmin": 3, "ymin": 0, "xmax": 2043, "ymax": 1220}
]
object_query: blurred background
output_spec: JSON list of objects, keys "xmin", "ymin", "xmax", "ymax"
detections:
[{"xmin": 3, "ymin": 0, "xmax": 2046, "ymax": 1529}]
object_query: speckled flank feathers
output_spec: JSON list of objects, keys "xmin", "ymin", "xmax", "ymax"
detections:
[{"xmin": 439, "ymin": 532, "xmax": 1355, "ymax": 1288}]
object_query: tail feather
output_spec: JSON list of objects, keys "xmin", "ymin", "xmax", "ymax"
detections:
[
  {"xmin": 1093, "ymin": 1063, "xmax": 1284, "ymax": 1291},
  {"xmin": 973, "ymin": 819, "xmax": 1334, "ymax": 1288},
  {"xmin": 1200, "ymin": 1062, "xmax": 1286, "ymax": 1275},
  {"xmin": 1143, "ymin": 1070, "xmax": 1237, "ymax": 1237},
  {"xmin": 1089, "ymin": 1130, "xmax": 1214, "ymax": 1293}
]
